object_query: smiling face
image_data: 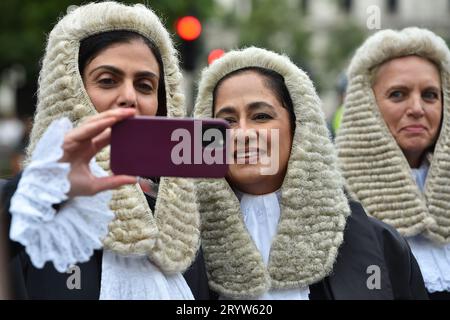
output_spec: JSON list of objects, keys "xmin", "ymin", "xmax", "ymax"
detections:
[
  {"xmin": 214, "ymin": 71, "xmax": 293, "ymax": 195},
  {"xmin": 82, "ymin": 39, "xmax": 160, "ymax": 116},
  {"xmin": 372, "ymin": 55, "xmax": 443, "ymax": 168}
]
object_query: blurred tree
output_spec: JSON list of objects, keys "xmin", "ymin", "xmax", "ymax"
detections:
[
  {"xmin": 323, "ymin": 22, "xmax": 365, "ymax": 73},
  {"xmin": 219, "ymin": 0, "xmax": 314, "ymax": 88},
  {"xmin": 445, "ymin": 37, "xmax": 450, "ymax": 51},
  {"xmin": 232, "ymin": 2, "xmax": 310, "ymax": 67},
  {"xmin": 0, "ymin": 0, "xmax": 215, "ymax": 117},
  {"xmin": 0, "ymin": 0, "xmax": 76, "ymax": 118},
  {"xmin": 0, "ymin": 0, "xmax": 74, "ymax": 73}
]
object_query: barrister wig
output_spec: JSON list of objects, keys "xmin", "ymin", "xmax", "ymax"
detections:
[
  {"xmin": 26, "ymin": 2, "xmax": 200, "ymax": 273},
  {"xmin": 193, "ymin": 47, "xmax": 351, "ymax": 298},
  {"xmin": 336, "ymin": 28, "xmax": 450, "ymax": 244}
]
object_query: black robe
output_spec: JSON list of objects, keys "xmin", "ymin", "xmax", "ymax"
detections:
[{"xmin": 1, "ymin": 174, "xmax": 428, "ymax": 300}]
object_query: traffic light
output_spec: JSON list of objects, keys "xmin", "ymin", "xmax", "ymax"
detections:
[
  {"xmin": 175, "ymin": 16, "xmax": 202, "ymax": 71},
  {"xmin": 208, "ymin": 49, "xmax": 225, "ymax": 65}
]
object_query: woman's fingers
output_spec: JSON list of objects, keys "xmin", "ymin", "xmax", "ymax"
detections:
[
  {"xmin": 92, "ymin": 128, "xmax": 111, "ymax": 153},
  {"xmin": 62, "ymin": 109, "xmax": 136, "ymax": 165},
  {"xmin": 60, "ymin": 118, "xmax": 115, "ymax": 162},
  {"xmin": 74, "ymin": 127, "xmax": 111, "ymax": 162},
  {"xmin": 67, "ymin": 117, "xmax": 116, "ymax": 143},
  {"xmin": 91, "ymin": 175, "xmax": 137, "ymax": 194},
  {"xmin": 68, "ymin": 108, "xmax": 136, "ymax": 143},
  {"xmin": 84, "ymin": 108, "xmax": 136, "ymax": 124},
  {"xmin": 67, "ymin": 174, "xmax": 136, "ymax": 197},
  {"xmin": 81, "ymin": 127, "xmax": 111, "ymax": 161}
]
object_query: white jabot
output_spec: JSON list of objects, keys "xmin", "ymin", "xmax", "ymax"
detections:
[
  {"xmin": 408, "ymin": 159, "xmax": 450, "ymax": 293},
  {"xmin": 9, "ymin": 118, "xmax": 114, "ymax": 272},
  {"xmin": 411, "ymin": 160, "xmax": 429, "ymax": 193},
  {"xmin": 225, "ymin": 190, "xmax": 310, "ymax": 300},
  {"xmin": 407, "ymin": 235, "xmax": 450, "ymax": 293},
  {"xmin": 9, "ymin": 117, "xmax": 195, "ymax": 299},
  {"xmin": 100, "ymin": 250, "xmax": 194, "ymax": 300}
]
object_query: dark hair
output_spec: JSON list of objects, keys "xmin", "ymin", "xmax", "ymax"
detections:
[
  {"xmin": 78, "ymin": 30, "xmax": 167, "ymax": 116},
  {"xmin": 212, "ymin": 67, "xmax": 296, "ymax": 133}
]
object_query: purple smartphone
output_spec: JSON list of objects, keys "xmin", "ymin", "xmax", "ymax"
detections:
[{"xmin": 110, "ymin": 116, "xmax": 230, "ymax": 178}]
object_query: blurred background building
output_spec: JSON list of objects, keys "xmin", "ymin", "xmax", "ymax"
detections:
[
  {"xmin": 212, "ymin": 0, "xmax": 450, "ymax": 118},
  {"xmin": 0, "ymin": 0, "xmax": 449, "ymax": 180}
]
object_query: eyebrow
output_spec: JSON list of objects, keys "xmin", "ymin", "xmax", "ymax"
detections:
[
  {"xmin": 385, "ymin": 84, "xmax": 409, "ymax": 91},
  {"xmin": 215, "ymin": 101, "xmax": 276, "ymax": 117},
  {"xmin": 424, "ymin": 86, "xmax": 441, "ymax": 92},
  {"xmin": 88, "ymin": 65, "xmax": 158, "ymax": 79},
  {"xmin": 386, "ymin": 84, "xmax": 441, "ymax": 92},
  {"xmin": 248, "ymin": 101, "xmax": 276, "ymax": 112}
]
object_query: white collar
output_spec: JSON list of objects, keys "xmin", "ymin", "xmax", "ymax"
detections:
[
  {"xmin": 226, "ymin": 188, "xmax": 310, "ymax": 300},
  {"xmin": 411, "ymin": 159, "xmax": 430, "ymax": 192},
  {"xmin": 233, "ymin": 189, "xmax": 282, "ymax": 201},
  {"xmin": 100, "ymin": 250, "xmax": 193, "ymax": 300}
]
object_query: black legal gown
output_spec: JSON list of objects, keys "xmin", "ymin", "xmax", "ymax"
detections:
[{"xmin": 1, "ymin": 174, "xmax": 429, "ymax": 300}]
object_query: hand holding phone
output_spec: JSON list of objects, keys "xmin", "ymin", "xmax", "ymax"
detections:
[{"xmin": 62, "ymin": 108, "xmax": 138, "ymax": 197}]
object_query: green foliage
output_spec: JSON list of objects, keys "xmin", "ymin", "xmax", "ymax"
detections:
[
  {"xmin": 231, "ymin": 0, "xmax": 312, "ymax": 70},
  {"xmin": 0, "ymin": 0, "xmax": 214, "ymax": 72},
  {"xmin": 323, "ymin": 21, "xmax": 366, "ymax": 72},
  {"xmin": 0, "ymin": 0, "xmax": 75, "ymax": 72},
  {"xmin": 0, "ymin": 1, "xmax": 370, "ymax": 103}
]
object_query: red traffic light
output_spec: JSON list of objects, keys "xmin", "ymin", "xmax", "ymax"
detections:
[
  {"xmin": 176, "ymin": 16, "xmax": 202, "ymax": 41},
  {"xmin": 208, "ymin": 49, "xmax": 225, "ymax": 65}
]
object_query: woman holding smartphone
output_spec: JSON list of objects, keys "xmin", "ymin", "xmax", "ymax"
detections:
[
  {"xmin": 193, "ymin": 47, "xmax": 428, "ymax": 299},
  {"xmin": 1, "ymin": 2, "xmax": 209, "ymax": 299}
]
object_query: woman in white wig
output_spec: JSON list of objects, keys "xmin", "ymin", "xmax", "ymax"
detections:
[
  {"xmin": 0, "ymin": 2, "xmax": 210, "ymax": 299},
  {"xmin": 193, "ymin": 47, "xmax": 428, "ymax": 299},
  {"xmin": 336, "ymin": 28, "xmax": 450, "ymax": 300}
]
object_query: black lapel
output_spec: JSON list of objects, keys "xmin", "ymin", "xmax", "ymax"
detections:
[{"xmin": 326, "ymin": 200, "xmax": 394, "ymax": 299}]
